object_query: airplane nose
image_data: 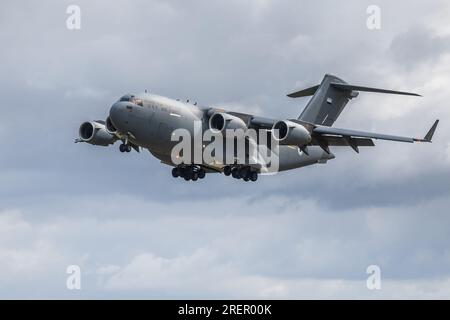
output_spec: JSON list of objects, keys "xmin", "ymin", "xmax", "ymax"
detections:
[{"xmin": 109, "ymin": 101, "xmax": 128, "ymax": 130}]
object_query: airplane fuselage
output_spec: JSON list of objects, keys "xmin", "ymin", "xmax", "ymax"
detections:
[{"xmin": 107, "ymin": 93, "xmax": 334, "ymax": 172}]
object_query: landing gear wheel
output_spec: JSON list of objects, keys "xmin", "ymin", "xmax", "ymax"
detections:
[
  {"xmin": 119, "ymin": 144, "xmax": 126, "ymax": 152},
  {"xmin": 223, "ymin": 166, "xmax": 232, "ymax": 176},
  {"xmin": 191, "ymin": 171, "xmax": 199, "ymax": 181},
  {"xmin": 172, "ymin": 167, "xmax": 180, "ymax": 178},
  {"xmin": 126, "ymin": 145, "xmax": 132, "ymax": 152},
  {"xmin": 198, "ymin": 169, "xmax": 206, "ymax": 179},
  {"xmin": 250, "ymin": 171, "xmax": 258, "ymax": 182},
  {"xmin": 231, "ymin": 168, "xmax": 239, "ymax": 179},
  {"xmin": 238, "ymin": 167, "xmax": 248, "ymax": 179},
  {"xmin": 184, "ymin": 175, "xmax": 190, "ymax": 181}
]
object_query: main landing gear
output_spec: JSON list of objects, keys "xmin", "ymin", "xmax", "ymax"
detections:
[
  {"xmin": 223, "ymin": 165, "xmax": 258, "ymax": 182},
  {"xmin": 172, "ymin": 165, "xmax": 206, "ymax": 182},
  {"xmin": 119, "ymin": 143, "xmax": 132, "ymax": 153}
]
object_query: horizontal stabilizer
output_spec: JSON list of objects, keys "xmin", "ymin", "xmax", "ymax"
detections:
[
  {"xmin": 287, "ymin": 85, "xmax": 320, "ymax": 98},
  {"xmin": 330, "ymin": 83, "xmax": 421, "ymax": 97}
]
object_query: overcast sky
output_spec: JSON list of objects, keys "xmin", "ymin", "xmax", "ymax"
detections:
[{"xmin": 1, "ymin": 0, "xmax": 450, "ymax": 299}]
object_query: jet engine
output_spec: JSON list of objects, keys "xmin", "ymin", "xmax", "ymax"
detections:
[
  {"xmin": 272, "ymin": 120, "xmax": 311, "ymax": 146},
  {"xmin": 209, "ymin": 113, "xmax": 247, "ymax": 133},
  {"xmin": 105, "ymin": 116, "xmax": 118, "ymax": 135},
  {"xmin": 78, "ymin": 121, "xmax": 117, "ymax": 146}
]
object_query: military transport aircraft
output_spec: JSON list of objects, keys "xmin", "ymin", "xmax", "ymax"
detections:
[{"xmin": 76, "ymin": 74, "xmax": 438, "ymax": 182}]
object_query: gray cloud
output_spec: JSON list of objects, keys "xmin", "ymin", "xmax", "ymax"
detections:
[
  {"xmin": 390, "ymin": 25, "xmax": 450, "ymax": 70},
  {"xmin": 0, "ymin": 0, "xmax": 450, "ymax": 298}
]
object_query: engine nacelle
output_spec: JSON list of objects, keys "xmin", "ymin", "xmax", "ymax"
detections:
[
  {"xmin": 209, "ymin": 112, "xmax": 247, "ymax": 133},
  {"xmin": 272, "ymin": 120, "xmax": 311, "ymax": 146},
  {"xmin": 105, "ymin": 116, "xmax": 118, "ymax": 135},
  {"xmin": 78, "ymin": 121, "xmax": 116, "ymax": 146}
]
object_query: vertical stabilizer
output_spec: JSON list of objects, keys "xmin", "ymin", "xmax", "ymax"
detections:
[{"xmin": 295, "ymin": 74, "xmax": 355, "ymax": 126}]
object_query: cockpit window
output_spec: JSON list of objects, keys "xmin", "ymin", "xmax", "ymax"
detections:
[
  {"xmin": 119, "ymin": 94, "xmax": 143, "ymax": 106},
  {"xmin": 119, "ymin": 94, "xmax": 133, "ymax": 102}
]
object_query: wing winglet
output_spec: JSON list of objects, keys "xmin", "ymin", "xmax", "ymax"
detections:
[{"xmin": 414, "ymin": 119, "xmax": 439, "ymax": 143}]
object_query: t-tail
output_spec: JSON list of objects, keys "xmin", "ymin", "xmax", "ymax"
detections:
[
  {"xmin": 286, "ymin": 74, "xmax": 438, "ymax": 153},
  {"xmin": 288, "ymin": 74, "xmax": 421, "ymax": 127}
]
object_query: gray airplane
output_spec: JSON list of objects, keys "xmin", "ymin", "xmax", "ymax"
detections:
[{"xmin": 76, "ymin": 74, "xmax": 438, "ymax": 182}]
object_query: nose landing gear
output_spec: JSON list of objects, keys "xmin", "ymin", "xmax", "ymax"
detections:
[
  {"xmin": 172, "ymin": 165, "xmax": 206, "ymax": 182},
  {"xmin": 119, "ymin": 143, "xmax": 132, "ymax": 153}
]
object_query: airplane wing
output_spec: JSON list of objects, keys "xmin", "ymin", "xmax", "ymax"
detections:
[
  {"xmin": 313, "ymin": 120, "xmax": 439, "ymax": 143},
  {"xmin": 206, "ymin": 108, "xmax": 438, "ymax": 153},
  {"xmin": 310, "ymin": 120, "xmax": 439, "ymax": 153}
]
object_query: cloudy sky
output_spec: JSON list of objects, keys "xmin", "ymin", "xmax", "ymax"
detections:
[{"xmin": 1, "ymin": 0, "xmax": 450, "ymax": 299}]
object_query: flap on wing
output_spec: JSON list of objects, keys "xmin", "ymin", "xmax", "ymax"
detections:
[
  {"xmin": 313, "ymin": 126, "xmax": 415, "ymax": 143},
  {"xmin": 313, "ymin": 136, "xmax": 374, "ymax": 147}
]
